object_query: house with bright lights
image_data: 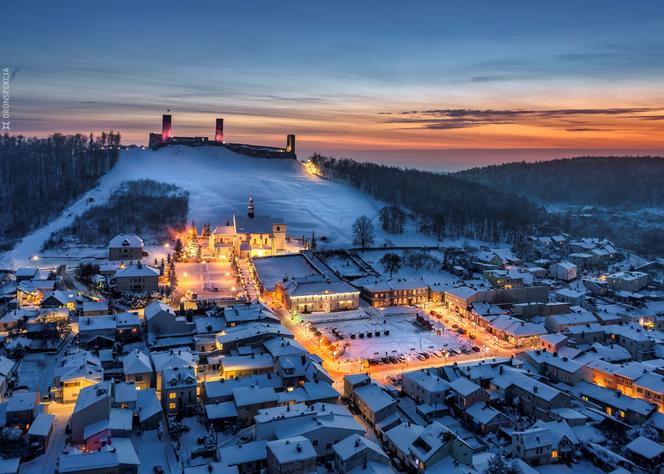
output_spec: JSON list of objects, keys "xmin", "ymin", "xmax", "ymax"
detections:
[
  {"xmin": 52, "ymin": 350, "xmax": 104, "ymax": 403},
  {"xmin": 162, "ymin": 364, "xmax": 197, "ymax": 415},
  {"xmin": 150, "ymin": 347, "xmax": 198, "ymax": 401},
  {"xmin": 279, "ymin": 274, "xmax": 360, "ymax": 313}
]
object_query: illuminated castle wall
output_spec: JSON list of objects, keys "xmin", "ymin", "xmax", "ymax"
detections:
[{"xmin": 148, "ymin": 113, "xmax": 296, "ymax": 159}]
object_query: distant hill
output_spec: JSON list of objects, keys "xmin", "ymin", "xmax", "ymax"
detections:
[
  {"xmin": 311, "ymin": 155, "xmax": 544, "ymax": 242},
  {"xmin": 454, "ymin": 156, "xmax": 664, "ymax": 207}
]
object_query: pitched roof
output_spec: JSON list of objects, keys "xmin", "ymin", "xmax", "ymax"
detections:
[
  {"xmin": 109, "ymin": 234, "xmax": 143, "ymax": 248},
  {"xmin": 626, "ymin": 436, "xmax": 664, "ymax": 459},
  {"xmin": 333, "ymin": 434, "xmax": 388, "ymax": 462}
]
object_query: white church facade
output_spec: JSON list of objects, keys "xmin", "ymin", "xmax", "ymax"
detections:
[{"xmin": 208, "ymin": 197, "xmax": 286, "ymax": 259}]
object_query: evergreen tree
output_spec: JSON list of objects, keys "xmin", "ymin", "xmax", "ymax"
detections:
[
  {"xmin": 173, "ymin": 239, "xmax": 184, "ymax": 261},
  {"xmin": 483, "ymin": 455, "xmax": 521, "ymax": 474}
]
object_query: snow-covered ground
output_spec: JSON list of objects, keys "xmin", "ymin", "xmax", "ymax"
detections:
[
  {"xmin": 1, "ymin": 146, "xmax": 440, "ymax": 270},
  {"xmin": 304, "ymin": 309, "xmax": 471, "ymax": 362},
  {"xmin": 354, "ymin": 248, "xmax": 458, "ymax": 283},
  {"xmin": 175, "ymin": 261, "xmax": 238, "ymax": 300}
]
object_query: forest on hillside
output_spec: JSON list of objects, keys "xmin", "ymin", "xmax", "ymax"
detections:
[
  {"xmin": 455, "ymin": 156, "xmax": 664, "ymax": 207},
  {"xmin": 310, "ymin": 154, "xmax": 544, "ymax": 242},
  {"xmin": 43, "ymin": 180, "xmax": 189, "ymax": 249},
  {"xmin": 0, "ymin": 132, "xmax": 121, "ymax": 250}
]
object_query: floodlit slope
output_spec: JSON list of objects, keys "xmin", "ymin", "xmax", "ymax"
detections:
[{"xmin": 1, "ymin": 145, "xmax": 432, "ymax": 268}]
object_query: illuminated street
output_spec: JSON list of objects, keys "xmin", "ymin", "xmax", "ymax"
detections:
[{"xmin": 266, "ymin": 299, "xmax": 519, "ymax": 388}]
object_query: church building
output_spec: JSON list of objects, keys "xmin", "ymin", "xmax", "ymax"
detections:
[{"xmin": 209, "ymin": 197, "xmax": 286, "ymax": 259}]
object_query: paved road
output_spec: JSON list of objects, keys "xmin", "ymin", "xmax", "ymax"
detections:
[
  {"xmin": 20, "ymin": 402, "xmax": 74, "ymax": 474},
  {"xmin": 238, "ymin": 259, "xmax": 258, "ymax": 302}
]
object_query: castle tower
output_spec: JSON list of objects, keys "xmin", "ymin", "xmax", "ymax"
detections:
[
  {"xmin": 215, "ymin": 118, "xmax": 224, "ymax": 143},
  {"xmin": 286, "ymin": 134, "xmax": 296, "ymax": 154},
  {"xmin": 247, "ymin": 195, "xmax": 255, "ymax": 218},
  {"xmin": 162, "ymin": 114, "xmax": 172, "ymax": 142}
]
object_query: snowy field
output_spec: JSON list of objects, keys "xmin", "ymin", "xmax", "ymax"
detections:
[
  {"xmin": 16, "ymin": 352, "xmax": 57, "ymax": 394},
  {"xmin": 306, "ymin": 310, "xmax": 471, "ymax": 362},
  {"xmin": 354, "ymin": 248, "xmax": 459, "ymax": 285},
  {"xmin": 0, "ymin": 146, "xmax": 439, "ymax": 269},
  {"xmin": 320, "ymin": 253, "xmax": 367, "ymax": 278}
]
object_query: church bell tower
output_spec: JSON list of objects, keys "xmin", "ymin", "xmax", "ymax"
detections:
[{"xmin": 248, "ymin": 196, "xmax": 255, "ymax": 218}]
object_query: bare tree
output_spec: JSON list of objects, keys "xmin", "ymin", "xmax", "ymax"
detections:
[
  {"xmin": 380, "ymin": 253, "xmax": 402, "ymax": 278},
  {"xmin": 352, "ymin": 215, "xmax": 375, "ymax": 249}
]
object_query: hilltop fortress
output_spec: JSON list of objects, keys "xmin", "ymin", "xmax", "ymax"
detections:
[{"xmin": 148, "ymin": 113, "xmax": 296, "ymax": 159}]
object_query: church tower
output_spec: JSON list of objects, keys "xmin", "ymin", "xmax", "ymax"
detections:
[{"xmin": 247, "ymin": 195, "xmax": 255, "ymax": 218}]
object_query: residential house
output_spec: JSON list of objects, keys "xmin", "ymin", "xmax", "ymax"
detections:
[
  {"xmin": 266, "ymin": 436, "xmax": 317, "ymax": 474},
  {"xmin": 625, "ymin": 436, "xmax": 664, "ymax": 471},
  {"xmin": 162, "ymin": 365, "xmax": 197, "ymax": 415},
  {"xmin": 447, "ymin": 377, "xmax": 489, "ymax": 410},
  {"xmin": 402, "ymin": 369, "xmax": 449, "ymax": 407},
  {"xmin": 219, "ymin": 440, "xmax": 268, "ymax": 474},
  {"xmin": 57, "ymin": 437, "xmax": 140, "ymax": 474},
  {"xmin": 5, "ymin": 391, "xmax": 38, "ymax": 431},
  {"xmin": 333, "ymin": 434, "xmax": 390, "ymax": 474},
  {"xmin": 466, "ymin": 403, "xmax": 511, "ymax": 434},
  {"xmin": 407, "ymin": 421, "xmax": 475, "ymax": 472},
  {"xmin": 144, "ymin": 300, "xmax": 194, "ymax": 339},
  {"xmin": 548, "ymin": 262, "xmax": 577, "ymax": 281},
  {"xmin": 53, "ymin": 350, "xmax": 104, "ymax": 403},
  {"xmin": 70, "ymin": 381, "xmax": 112, "ymax": 444},
  {"xmin": 113, "ymin": 264, "xmax": 159, "ymax": 293},
  {"xmin": 27, "ymin": 412, "xmax": 55, "ymax": 452},
  {"xmin": 545, "ymin": 309, "xmax": 598, "ymax": 332},
  {"xmin": 343, "ymin": 374, "xmax": 397, "ymax": 431},
  {"xmin": 512, "ymin": 428, "xmax": 553, "ymax": 466},
  {"xmin": 80, "ymin": 301, "xmax": 109, "ymax": 317},
  {"xmin": 491, "ymin": 369, "xmax": 570, "ymax": 420},
  {"xmin": 108, "ymin": 234, "xmax": 144, "ymax": 261},
  {"xmin": 233, "ymin": 386, "xmax": 279, "ymax": 425},
  {"xmin": 122, "ymin": 350, "xmax": 152, "ymax": 390},
  {"xmin": 574, "ymin": 381, "xmax": 655, "ymax": 424},
  {"xmin": 531, "ymin": 420, "xmax": 579, "ymax": 462},
  {"xmin": 607, "ymin": 271, "xmax": 649, "ymax": 292}
]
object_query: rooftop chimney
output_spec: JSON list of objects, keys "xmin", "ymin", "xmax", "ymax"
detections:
[
  {"xmin": 215, "ymin": 118, "xmax": 224, "ymax": 143},
  {"xmin": 162, "ymin": 114, "xmax": 172, "ymax": 142}
]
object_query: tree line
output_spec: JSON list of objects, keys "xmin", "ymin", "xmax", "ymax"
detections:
[
  {"xmin": 312, "ymin": 154, "xmax": 543, "ymax": 242},
  {"xmin": 0, "ymin": 132, "xmax": 121, "ymax": 250},
  {"xmin": 43, "ymin": 179, "xmax": 189, "ymax": 249},
  {"xmin": 455, "ymin": 156, "xmax": 664, "ymax": 207}
]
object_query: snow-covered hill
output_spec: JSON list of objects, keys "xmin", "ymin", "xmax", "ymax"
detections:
[{"xmin": 1, "ymin": 145, "xmax": 433, "ymax": 268}]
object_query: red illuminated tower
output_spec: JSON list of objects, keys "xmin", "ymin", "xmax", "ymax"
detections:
[
  {"xmin": 215, "ymin": 118, "xmax": 224, "ymax": 143},
  {"xmin": 161, "ymin": 114, "xmax": 172, "ymax": 142}
]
